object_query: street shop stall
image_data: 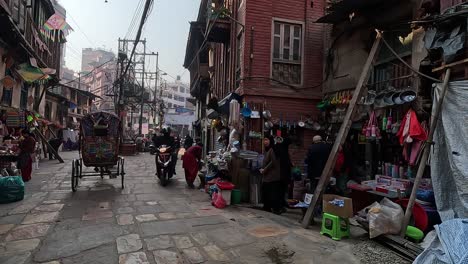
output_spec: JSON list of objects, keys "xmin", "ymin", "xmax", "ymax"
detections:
[{"xmin": 202, "ymin": 93, "xmax": 322, "ymax": 209}]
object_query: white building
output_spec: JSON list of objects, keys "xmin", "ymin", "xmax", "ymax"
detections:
[{"xmin": 161, "ymin": 76, "xmax": 195, "ymax": 136}]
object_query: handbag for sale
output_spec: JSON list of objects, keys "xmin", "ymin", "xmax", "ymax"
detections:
[{"xmin": 362, "ymin": 111, "xmax": 381, "ymax": 140}]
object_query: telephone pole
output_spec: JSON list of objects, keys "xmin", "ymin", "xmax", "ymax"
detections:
[{"xmin": 137, "ymin": 39, "xmax": 147, "ymax": 135}]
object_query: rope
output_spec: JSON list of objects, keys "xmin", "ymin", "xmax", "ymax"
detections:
[{"xmin": 380, "ymin": 32, "xmax": 442, "ymax": 83}]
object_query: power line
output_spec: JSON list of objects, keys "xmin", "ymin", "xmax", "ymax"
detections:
[
  {"xmin": 62, "ymin": 59, "xmax": 115, "ymax": 85},
  {"xmin": 120, "ymin": 0, "xmax": 155, "ymax": 81},
  {"xmin": 66, "ymin": 11, "xmax": 97, "ymax": 47},
  {"xmin": 126, "ymin": 0, "xmax": 144, "ymax": 39}
]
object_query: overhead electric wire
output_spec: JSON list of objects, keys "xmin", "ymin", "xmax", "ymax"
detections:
[
  {"xmin": 126, "ymin": 0, "xmax": 145, "ymax": 39},
  {"xmin": 380, "ymin": 32, "xmax": 442, "ymax": 83},
  {"xmin": 120, "ymin": 0, "xmax": 155, "ymax": 82},
  {"xmin": 62, "ymin": 59, "xmax": 115, "ymax": 85},
  {"xmin": 66, "ymin": 11, "xmax": 97, "ymax": 48}
]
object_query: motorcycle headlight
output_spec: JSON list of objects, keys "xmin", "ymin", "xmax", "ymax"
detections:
[{"xmin": 160, "ymin": 148, "xmax": 167, "ymax": 153}]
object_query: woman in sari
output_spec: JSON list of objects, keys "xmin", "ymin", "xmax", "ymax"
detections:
[
  {"xmin": 182, "ymin": 144, "xmax": 203, "ymax": 188},
  {"xmin": 18, "ymin": 129, "xmax": 36, "ymax": 182}
]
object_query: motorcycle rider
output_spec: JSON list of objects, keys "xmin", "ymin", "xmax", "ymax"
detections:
[{"xmin": 152, "ymin": 127, "xmax": 177, "ymax": 175}]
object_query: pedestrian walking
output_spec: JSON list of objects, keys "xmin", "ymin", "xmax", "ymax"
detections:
[
  {"xmin": 305, "ymin": 135, "xmax": 332, "ymax": 193},
  {"xmin": 17, "ymin": 129, "xmax": 36, "ymax": 182},
  {"xmin": 260, "ymin": 137, "xmax": 282, "ymax": 214},
  {"xmin": 182, "ymin": 144, "xmax": 203, "ymax": 188}
]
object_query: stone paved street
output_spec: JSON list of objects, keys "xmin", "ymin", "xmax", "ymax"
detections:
[{"xmin": 1, "ymin": 151, "xmax": 383, "ymax": 264}]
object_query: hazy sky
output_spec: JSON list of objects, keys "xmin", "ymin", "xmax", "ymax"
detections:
[{"xmin": 60, "ymin": 0, "xmax": 200, "ymax": 82}]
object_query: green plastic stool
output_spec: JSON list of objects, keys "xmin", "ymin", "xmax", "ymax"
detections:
[
  {"xmin": 406, "ymin": 226, "xmax": 424, "ymax": 243},
  {"xmin": 320, "ymin": 213, "xmax": 350, "ymax": 241}
]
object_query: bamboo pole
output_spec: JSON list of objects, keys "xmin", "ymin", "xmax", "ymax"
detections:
[
  {"xmin": 302, "ymin": 32, "xmax": 382, "ymax": 228},
  {"xmin": 400, "ymin": 68, "xmax": 451, "ymax": 236}
]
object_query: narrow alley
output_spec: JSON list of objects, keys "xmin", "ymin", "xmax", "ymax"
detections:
[{"xmin": 0, "ymin": 151, "xmax": 403, "ymax": 264}]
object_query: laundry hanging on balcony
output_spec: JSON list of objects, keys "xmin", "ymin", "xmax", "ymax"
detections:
[{"xmin": 41, "ymin": 12, "xmax": 73, "ymax": 41}]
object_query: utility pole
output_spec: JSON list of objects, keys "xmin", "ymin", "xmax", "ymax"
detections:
[
  {"xmin": 138, "ymin": 39, "xmax": 147, "ymax": 135},
  {"xmin": 154, "ymin": 53, "xmax": 159, "ymax": 127}
]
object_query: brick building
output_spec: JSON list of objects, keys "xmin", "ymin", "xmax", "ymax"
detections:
[{"xmin": 185, "ymin": 0, "xmax": 325, "ymax": 163}]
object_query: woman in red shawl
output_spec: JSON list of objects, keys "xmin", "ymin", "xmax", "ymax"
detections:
[
  {"xmin": 182, "ymin": 144, "xmax": 203, "ymax": 188},
  {"xmin": 18, "ymin": 129, "xmax": 36, "ymax": 182}
]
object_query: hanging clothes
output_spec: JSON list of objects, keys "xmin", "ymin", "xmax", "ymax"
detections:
[
  {"xmin": 396, "ymin": 109, "xmax": 428, "ymax": 145},
  {"xmin": 397, "ymin": 109, "xmax": 428, "ymax": 165}
]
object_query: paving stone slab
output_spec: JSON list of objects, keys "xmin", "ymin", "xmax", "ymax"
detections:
[
  {"xmin": 5, "ymin": 223, "xmax": 51, "ymax": 241},
  {"xmin": 158, "ymin": 213, "xmax": 177, "ymax": 220},
  {"xmin": 140, "ymin": 219, "xmax": 190, "ymax": 237},
  {"xmin": 42, "ymin": 200, "xmax": 62, "ymax": 204},
  {"xmin": 0, "ymin": 214, "xmax": 26, "ymax": 225},
  {"xmin": 119, "ymin": 252, "xmax": 150, "ymax": 264},
  {"xmin": 0, "ymin": 224, "xmax": 14, "ymax": 235},
  {"xmin": 0, "ymin": 238, "xmax": 40, "ymax": 255},
  {"xmin": 117, "ymin": 214, "xmax": 135, "ymax": 225},
  {"xmin": 0, "ymin": 252, "xmax": 31, "ymax": 264},
  {"xmin": 135, "ymin": 214, "xmax": 158, "ymax": 222},
  {"xmin": 182, "ymin": 248, "xmax": 205, "ymax": 264},
  {"xmin": 117, "ymin": 207, "xmax": 135, "ymax": 214},
  {"xmin": 82, "ymin": 210, "xmax": 113, "ymax": 221},
  {"xmin": 34, "ymin": 204, "xmax": 65, "ymax": 212},
  {"xmin": 206, "ymin": 227, "xmax": 256, "ymax": 248},
  {"xmin": 190, "ymin": 233, "xmax": 210, "ymax": 246},
  {"xmin": 153, "ymin": 250, "xmax": 183, "ymax": 264},
  {"xmin": 173, "ymin": 235, "xmax": 194, "ymax": 249},
  {"xmin": 22, "ymin": 212, "xmax": 59, "ymax": 224},
  {"xmin": 144, "ymin": 235, "xmax": 174, "ymax": 250},
  {"xmin": 247, "ymin": 225, "xmax": 289, "ymax": 238},
  {"xmin": 117, "ymin": 234, "xmax": 143, "ymax": 254},
  {"xmin": 61, "ymin": 243, "xmax": 117, "ymax": 264},
  {"xmin": 34, "ymin": 224, "xmax": 123, "ymax": 262},
  {"xmin": 136, "ymin": 205, "xmax": 164, "ymax": 214},
  {"xmin": 204, "ymin": 245, "xmax": 229, "ymax": 261}
]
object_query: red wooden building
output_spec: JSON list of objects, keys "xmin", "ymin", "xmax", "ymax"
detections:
[{"xmin": 184, "ymin": 0, "xmax": 326, "ymax": 163}]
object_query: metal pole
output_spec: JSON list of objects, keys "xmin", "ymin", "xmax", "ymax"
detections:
[
  {"xmin": 302, "ymin": 33, "xmax": 382, "ymax": 228},
  {"xmin": 138, "ymin": 39, "xmax": 146, "ymax": 135},
  {"xmin": 400, "ymin": 68, "xmax": 451, "ymax": 236},
  {"xmin": 154, "ymin": 53, "xmax": 159, "ymax": 127}
]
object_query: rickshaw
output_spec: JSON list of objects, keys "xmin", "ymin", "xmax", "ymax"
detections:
[{"xmin": 71, "ymin": 111, "xmax": 125, "ymax": 192}]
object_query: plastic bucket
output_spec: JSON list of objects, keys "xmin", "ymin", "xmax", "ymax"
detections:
[{"xmin": 231, "ymin": 189, "xmax": 242, "ymax": 205}]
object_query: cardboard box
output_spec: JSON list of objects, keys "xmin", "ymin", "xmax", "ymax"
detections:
[{"xmin": 322, "ymin": 194, "xmax": 353, "ymax": 218}]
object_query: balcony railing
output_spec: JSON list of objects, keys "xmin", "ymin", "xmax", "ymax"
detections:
[
  {"xmin": 24, "ymin": 12, "xmax": 60, "ymax": 70},
  {"xmin": 2, "ymin": 0, "xmax": 60, "ymax": 70}
]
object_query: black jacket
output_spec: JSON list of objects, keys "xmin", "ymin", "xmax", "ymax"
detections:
[{"xmin": 305, "ymin": 142, "xmax": 332, "ymax": 179}]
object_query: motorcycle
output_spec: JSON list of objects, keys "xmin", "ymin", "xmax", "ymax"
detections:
[
  {"xmin": 149, "ymin": 143, "xmax": 156, "ymax": 155},
  {"xmin": 155, "ymin": 145, "xmax": 173, "ymax": 186}
]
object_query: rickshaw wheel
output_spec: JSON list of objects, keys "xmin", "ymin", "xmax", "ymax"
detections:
[{"xmin": 71, "ymin": 160, "xmax": 78, "ymax": 192}]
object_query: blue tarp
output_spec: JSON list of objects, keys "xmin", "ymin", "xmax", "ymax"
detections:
[{"xmin": 414, "ymin": 219, "xmax": 468, "ymax": 264}]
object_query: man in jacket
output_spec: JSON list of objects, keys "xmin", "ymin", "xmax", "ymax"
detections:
[{"xmin": 305, "ymin": 135, "xmax": 332, "ymax": 192}]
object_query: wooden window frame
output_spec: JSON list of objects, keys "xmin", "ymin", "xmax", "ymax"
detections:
[{"xmin": 270, "ymin": 18, "xmax": 305, "ymax": 86}]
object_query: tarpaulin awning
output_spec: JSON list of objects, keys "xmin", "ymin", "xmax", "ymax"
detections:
[{"xmin": 16, "ymin": 58, "xmax": 55, "ymax": 83}]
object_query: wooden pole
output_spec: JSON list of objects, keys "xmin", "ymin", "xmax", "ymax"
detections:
[
  {"xmin": 33, "ymin": 129, "xmax": 64, "ymax": 163},
  {"xmin": 400, "ymin": 68, "xmax": 451, "ymax": 236},
  {"xmin": 302, "ymin": 33, "xmax": 382, "ymax": 228}
]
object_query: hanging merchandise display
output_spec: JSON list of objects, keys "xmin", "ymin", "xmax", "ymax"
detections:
[
  {"xmin": 362, "ymin": 111, "xmax": 381, "ymax": 140},
  {"xmin": 228, "ymin": 100, "xmax": 240, "ymax": 128}
]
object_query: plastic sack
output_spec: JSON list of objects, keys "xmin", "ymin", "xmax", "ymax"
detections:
[
  {"xmin": 212, "ymin": 192, "xmax": 226, "ymax": 209},
  {"xmin": 0, "ymin": 176, "xmax": 25, "ymax": 204},
  {"xmin": 366, "ymin": 198, "xmax": 404, "ymax": 238}
]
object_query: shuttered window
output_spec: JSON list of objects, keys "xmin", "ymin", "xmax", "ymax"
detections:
[{"xmin": 272, "ymin": 21, "xmax": 302, "ymax": 85}]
